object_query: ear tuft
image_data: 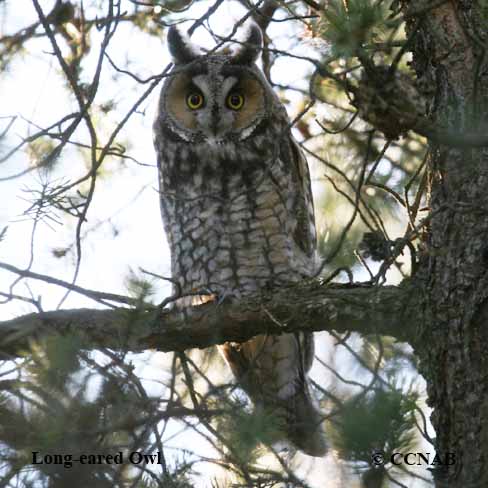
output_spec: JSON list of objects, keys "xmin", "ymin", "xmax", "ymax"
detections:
[
  {"xmin": 167, "ymin": 25, "xmax": 200, "ymax": 64},
  {"xmin": 231, "ymin": 23, "xmax": 263, "ymax": 65}
]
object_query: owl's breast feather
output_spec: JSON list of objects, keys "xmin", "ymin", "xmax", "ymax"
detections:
[{"xmin": 165, "ymin": 159, "xmax": 314, "ymax": 297}]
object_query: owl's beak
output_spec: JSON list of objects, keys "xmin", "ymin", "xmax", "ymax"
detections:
[{"xmin": 211, "ymin": 104, "xmax": 220, "ymax": 136}]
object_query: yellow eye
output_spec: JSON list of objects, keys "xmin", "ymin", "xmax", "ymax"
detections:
[
  {"xmin": 226, "ymin": 93, "xmax": 244, "ymax": 110},
  {"xmin": 186, "ymin": 93, "xmax": 204, "ymax": 110}
]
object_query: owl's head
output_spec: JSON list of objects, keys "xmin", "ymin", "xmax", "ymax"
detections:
[{"xmin": 159, "ymin": 23, "xmax": 278, "ymax": 144}]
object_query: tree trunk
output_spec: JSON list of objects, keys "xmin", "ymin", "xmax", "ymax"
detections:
[{"xmin": 404, "ymin": 2, "xmax": 488, "ymax": 485}]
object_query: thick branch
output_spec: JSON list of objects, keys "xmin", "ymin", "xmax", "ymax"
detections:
[{"xmin": 0, "ymin": 282, "xmax": 420, "ymax": 357}]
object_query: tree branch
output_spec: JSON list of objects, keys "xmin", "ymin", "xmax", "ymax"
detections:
[{"xmin": 0, "ymin": 282, "xmax": 420, "ymax": 357}]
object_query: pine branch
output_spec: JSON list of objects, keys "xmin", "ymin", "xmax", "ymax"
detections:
[{"xmin": 0, "ymin": 281, "xmax": 419, "ymax": 357}]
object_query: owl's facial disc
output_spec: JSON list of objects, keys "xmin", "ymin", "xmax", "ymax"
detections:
[{"xmin": 165, "ymin": 69, "xmax": 265, "ymax": 143}]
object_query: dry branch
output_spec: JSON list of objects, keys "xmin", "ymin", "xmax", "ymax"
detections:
[{"xmin": 0, "ymin": 282, "xmax": 419, "ymax": 357}]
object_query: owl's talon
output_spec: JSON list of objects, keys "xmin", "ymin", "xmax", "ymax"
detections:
[{"xmin": 215, "ymin": 291, "xmax": 231, "ymax": 306}]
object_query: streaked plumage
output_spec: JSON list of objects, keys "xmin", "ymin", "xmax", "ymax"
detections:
[{"xmin": 153, "ymin": 23, "xmax": 326, "ymax": 457}]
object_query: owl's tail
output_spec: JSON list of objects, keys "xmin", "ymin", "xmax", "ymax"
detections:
[
  {"xmin": 219, "ymin": 338, "xmax": 327, "ymax": 457},
  {"xmin": 284, "ymin": 381, "xmax": 327, "ymax": 457}
]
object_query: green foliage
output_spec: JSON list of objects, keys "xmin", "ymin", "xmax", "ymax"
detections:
[
  {"xmin": 26, "ymin": 137, "xmax": 59, "ymax": 172},
  {"xmin": 139, "ymin": 474, "xmax": 194, "ymax": 488},
  {"xmin": 331, "ymin": 387, "xmax": 418, "ymax": 463},
  {"xmin": 215, "ymin": 401, "xmax": 284, "ymax": 465},
  {"xmin": 0, "ymin": 336, "xmax": 191, "ymax": 487},
  {"xmin": 125, "ymin": 269, "xmax": 155, "ymax": 305},
  {"xmin": 318, "ymin": 0, "xmax": 389, "ymax": 57},
  {"xmin": 27, "ymin": 335, "xmax": 82, "ymax": 390},
  {"xmin": 307, "ymin": 0, "xmax": 426, "ymax": 280}
]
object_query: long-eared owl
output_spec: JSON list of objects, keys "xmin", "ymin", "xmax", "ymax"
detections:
[{"xmin": 153, "ymin": 23, "xmax": 327, "ymax": 457}]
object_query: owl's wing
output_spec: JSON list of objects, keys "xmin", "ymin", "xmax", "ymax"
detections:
[{"xmin": 281, "ymin": 134, "xmax": 317, "ymax": 259}]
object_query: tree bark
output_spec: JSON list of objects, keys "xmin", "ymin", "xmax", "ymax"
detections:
[
  {"xmin": 403, "ymin": 1, "xmax": 488, "ymax": 485},
  {"xmin": 0, "ymin": 283, "xmax": 418, "ymax": 358}
]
